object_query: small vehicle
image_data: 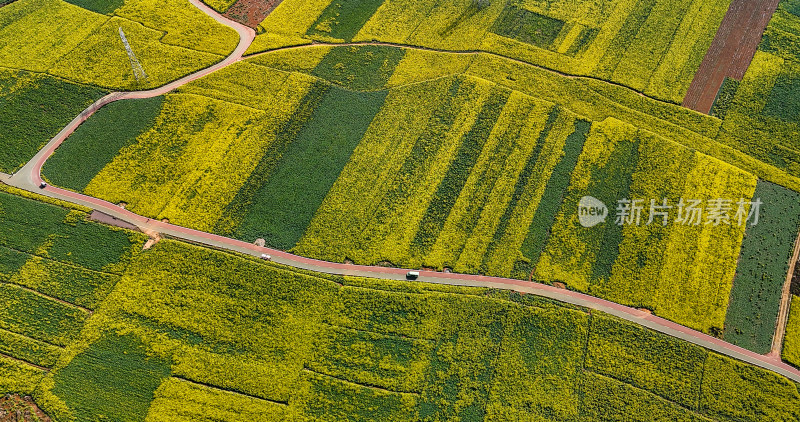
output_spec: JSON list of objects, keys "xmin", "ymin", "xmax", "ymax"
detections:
[
  {"xmin": 260, "ymin": 254, "xmax": 271, "ymax": 261},
  {"xmin": 406, "ymin": 271, "xmax": 420, "ymax": 280},
  {"xmin": 39, "ymin": 182, "xmax": 47, "ymax": 189}
]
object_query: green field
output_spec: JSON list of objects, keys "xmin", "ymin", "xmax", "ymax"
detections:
[
  {"xmin": 42, "ymin": 96, "xmax": 165, "ymax": 192},
  {"xmin": 0, "ymin": 69, "xmax": 107, "ymax": 173},
  {"xmin": 0, "ymin": 186, "xmax": 144, "ymax": 396},
  {"xmin": 724, "ymin": 181, "xmax": 800, "ymax": 352},
  {"xmin": 5, "ymin": 4, "xmax": 800, "ymax": 419}
]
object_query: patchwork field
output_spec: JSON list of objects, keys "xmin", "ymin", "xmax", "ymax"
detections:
[
  {"xmin": 6, "ymin": 0, "xmax": 800, "ymax": 419},
  {"xmin": 716, "ymin": 0, "xmax": 800, "ymax": 181},
  {"xmin": 0, "ymin": 0, "xmax": 241, "ymax": 171},
  {"xmin": 247, "ymin": 0, "xmax": 730, "ymax": 105},
  {"xmin": 41, "ymin": 43, "xmax": 800, "ymax": 341},
  {"xmin": 0, "ymin": 69, "xmax": 107, "ymax": 173},
  {"xmin": 0, "ymin": 185, "xmax": 145, "ymax": 396},
  {"xmin": 0, "ymin": 215, "xmax": 791, "ymax": 421}
]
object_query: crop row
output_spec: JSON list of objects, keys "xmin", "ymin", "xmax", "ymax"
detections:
[{"xmin": 535, "ymin": 117, "xmax": 757, "ymax": 334}]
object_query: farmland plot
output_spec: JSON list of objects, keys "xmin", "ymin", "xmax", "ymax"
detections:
[
  {"xmin": 250, "ymin": 0, "xmax": 730, "ymax": 103},
  {"xmin": 21, "ymin": 238, "xmax": 800, "ymax": 421},
  {"xmin": 0, "ymin": 188, "xmax": 144, "ymax": 395}
]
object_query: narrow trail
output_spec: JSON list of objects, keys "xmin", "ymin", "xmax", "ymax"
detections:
[
  {"xmin": 3, "ymin": 0, "xmax": 800, "ymax": 386},
  {"xmin": 246, "ymin": 40, "xmax": 684, "ymax": 111}
]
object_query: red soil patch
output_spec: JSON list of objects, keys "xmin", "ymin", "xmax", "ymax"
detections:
[
  {"xmin": 224, "ymin": 0, "xmax": 284, "ymax": 29},
  {"xmin": 682, "ymin": 0, "xmax": 781, "ymax": 114},
  {"xmin": 0, "ymin": 395, "xmax": 51, "ymax": 422}
]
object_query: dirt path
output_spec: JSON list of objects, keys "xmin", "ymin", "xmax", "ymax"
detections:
[{"xmin": 682, "ymin": 0, "xmax": 781, "ymax": 113}]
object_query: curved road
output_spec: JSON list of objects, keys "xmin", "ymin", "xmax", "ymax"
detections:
[{"xmin": 3, "ymin": 0, "xmax": 800, "ymax": 386}]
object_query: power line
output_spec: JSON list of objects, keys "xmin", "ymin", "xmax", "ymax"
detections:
[{"xmin": 118, "ymin": 27, "xmax": 147, "ymax": 83}]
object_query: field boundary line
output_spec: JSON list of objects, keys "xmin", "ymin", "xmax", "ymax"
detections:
[
  {"xmin": 244, "ymin": 41, "xmax": 684, "ymax": 110},
  {"xmin": 1, "ymin": 280, "xmax": 93, "ymax": 314},
  {"xmin": 585, "ymin": 370, "xmax": 709, "ymax": 419},
  {"xmin": 771, "ymin": 229, "xmax": 800, "ymax": 356},
  {"xmin": 302, "ymin": 366, "xmax": 421, "ymax": 396},
  {"xmin": 171, "ymin": 375, "xmax": 288, "ymax": 405},
  {"xmin": 6, "ymin": 0, "xmax": 800, "ymax": 388},
  {"xmin": 0, "ymin": 351, "xmax": 50, "ymax": 372},
  {"xmin": 0, "ymin": 243, "xmax": 123, "ymax": 278},
  {"xmin": 321, "ymin": 321, "xmax": 436, "ymax": 343}
]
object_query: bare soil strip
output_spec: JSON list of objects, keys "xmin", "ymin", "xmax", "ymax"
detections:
[
  {"xmin": 224, "ymin": 0, "xmax": 283, "ymax": 29},
  {"xmin": 682, "ymin": 0, "xmax": 780, "ymax": 113}
]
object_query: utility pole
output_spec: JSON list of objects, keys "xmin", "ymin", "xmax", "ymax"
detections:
[{"xmin": 118, "ymin": 27, "xmax": 147, "ymax": 83}]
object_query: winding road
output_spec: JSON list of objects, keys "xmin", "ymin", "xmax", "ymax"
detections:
[{"xmin": 3, "ymin": 0, "xmax": 800, "ymax": 386}]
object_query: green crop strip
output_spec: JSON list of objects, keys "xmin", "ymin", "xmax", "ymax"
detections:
[
  {"xmin": 491, "ymin": 5, "xmax": 566, "ymax": 49},
  {"xmin": 51, "ymin": 333, "xmax": 171, "ymax": 422},
  {"xmin": 588, "ymin": 139, "xmax": 640, "ymax": 283},
  {"xmin": 411, "ymin": 87, "xmax": 511, "ymax": 258},
  {"xmin": 0, "ymin": 69, "xmax": 107, "ymax": 173},
  {"xmin": 594, "ymin": 0, "xmax": 656, "ymax": 80},
  {"xmin": 724, "ymin": 181, "xmax": 800, "ymax": 353},
  {"xmin": 710, "ymin": 77, "xmax": 740, "ymax": 119},
  {"xmin": 482, "ymin": 107, "xmax": 560, "ymax": 274},
  {"xmin": 235, "ymin": 87, "xmax": 388, "ymax": 249},
  {"xmin": 312, "ymin": 45, "xmax": 406, "ymax": 91},
  {"xmin": 214, "ymin": 81, "xmax": 330, "ymax": 237},
  {"xmin": 763, "ymin": 73, "xmax": 800, "ymax": 123},
  {"xmin": 306, "ymin": 0, "xmax": 386, "ymax": 41},
  {"xmin": 61, "ymin": 0, "xmax": 123, "ymax": 14},
  {"xmin": 44, "ymin": 96, "xmax": 165, "ymax": 192},
  {"xmin": 520, "ymin": 119, "xmax": 591, "ymax": 275},
  {"xmin": 365, "ymin": 78, "xmax": 472, "ymax": 239}
]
